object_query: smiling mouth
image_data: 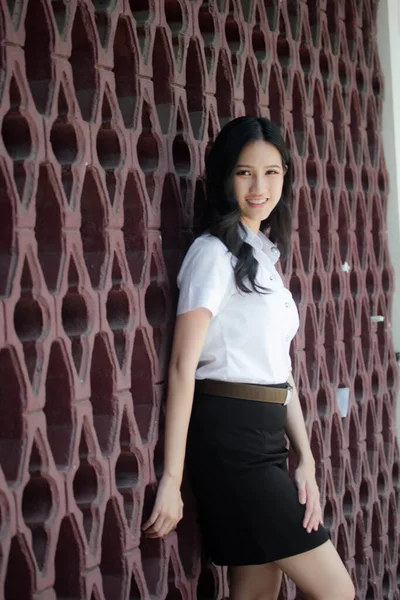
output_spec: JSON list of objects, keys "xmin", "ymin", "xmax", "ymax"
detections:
[{"xmin": 247, "ymin": 199, "xmax": 268, "ymax": 207}]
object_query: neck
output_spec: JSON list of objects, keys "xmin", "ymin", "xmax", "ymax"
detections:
[{"xmin": 241, "ymin": 217, "xmax": 260, "ymax": 233}]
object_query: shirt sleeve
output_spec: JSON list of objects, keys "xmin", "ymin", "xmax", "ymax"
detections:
[{"xmin": 177, "ymin": 235, "xmax": 234, "ymax": 318}]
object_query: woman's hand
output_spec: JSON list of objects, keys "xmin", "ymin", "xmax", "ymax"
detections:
[
  {"xmin": 142, "ymin": 474, "xmax": 183, "ymax": 538},
  {"xmin": 295, "ymin": 461, "xmax": 323, "ymax": 533}
]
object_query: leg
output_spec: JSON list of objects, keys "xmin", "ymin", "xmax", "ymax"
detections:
[
  {"xmin": 229, "ymin": 563, "xmax": 283, "ymax": 600},
  {"xmin": 275, "ymin": 540, "xmax": 355, "ymax": 600}
]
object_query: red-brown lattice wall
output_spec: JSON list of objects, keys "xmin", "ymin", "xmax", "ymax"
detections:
[{"xmin": 0, "ymin": 1, "xmax": 399, "ymax": 599}]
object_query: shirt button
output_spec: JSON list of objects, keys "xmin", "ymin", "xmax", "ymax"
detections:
[
  {"xmin": 285, "ymin": 302, "xmax": 290, "ymax": 308},
  {"xmin": 269, "ymin": 275, "xmax": 275, "ymax": 281},
  {"xmin": 285, "ymin": 335, "xmax": 290, "ymax": 341},
  {"xmin": 271, "ymin": 246, "xmax": 279, "ymax": 254}
]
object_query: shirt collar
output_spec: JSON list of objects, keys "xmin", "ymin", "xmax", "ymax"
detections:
[{"xmin": 239, "ymin": 223, "xmax": 281, "ymax": 264}]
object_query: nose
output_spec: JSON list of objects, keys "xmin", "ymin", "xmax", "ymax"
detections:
[{"xmin": 249, "ymin": 174, "xmax": 268, "ymax": 194}]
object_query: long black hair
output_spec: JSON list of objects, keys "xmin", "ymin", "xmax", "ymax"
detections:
[{"xmin": 196, "ymin": 116, "xmax": 292, "ymax": 294}]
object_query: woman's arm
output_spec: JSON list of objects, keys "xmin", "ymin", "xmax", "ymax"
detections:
[
  {"xmin": 162, "ymin": 308, "xmax": 212, "ymax": 482},
  {"xmin": 285, "ymin": 373, "xmax": 314, "ymax": 466},
  {"xmin": 285, "ymin": 374, "xmax": 323, "ymax": 533},
  {"xmin": 142, "ymin": 307, "xmax": 212, "ymax": 538}
]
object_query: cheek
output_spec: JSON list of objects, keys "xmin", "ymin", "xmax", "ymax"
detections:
[
  {"xmin": 233, "ymin": 179, "xmax": 246, "ymax": 201},
  {"xmin": 273, "ymin": 179, "xmax": 284, "ymax": 198}
]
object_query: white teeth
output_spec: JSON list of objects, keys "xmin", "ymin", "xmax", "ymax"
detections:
[{"xmin": 248, "ymin": 200, "xmax": 266, "ymax": 205}]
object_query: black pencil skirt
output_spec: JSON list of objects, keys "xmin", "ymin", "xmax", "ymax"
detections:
[{"xmin": 185, "ymin": 391, "xmax": 329, "ymax": 566}]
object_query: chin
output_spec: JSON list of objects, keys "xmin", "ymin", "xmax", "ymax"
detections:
[{"xmin": 259, "ymin": 207, "xmax": 273, "ymax": 220}]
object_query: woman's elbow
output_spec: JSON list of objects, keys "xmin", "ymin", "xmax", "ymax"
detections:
[{"xmin": 168, "ymin": 358, "xmax": 196, "ymax": 385}]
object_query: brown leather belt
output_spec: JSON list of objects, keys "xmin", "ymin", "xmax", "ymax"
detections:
[{"xmin": 195, "ymin": 379, "xmax": 290, "ymax": 404}]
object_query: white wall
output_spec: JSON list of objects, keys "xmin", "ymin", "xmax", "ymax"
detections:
[{"xmin": 377, "ymin": 0, "xmax": 400, "ymax": 438}]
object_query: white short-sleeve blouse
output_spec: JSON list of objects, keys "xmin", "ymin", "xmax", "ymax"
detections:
[{"xmin": 177, "ymin": 224, "xmax": 299, "ymax": 389}]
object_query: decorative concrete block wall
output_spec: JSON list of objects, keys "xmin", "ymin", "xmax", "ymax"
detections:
[{"xmin": 0, "ymin": 1, "xmax": 398, "ymax": 598}]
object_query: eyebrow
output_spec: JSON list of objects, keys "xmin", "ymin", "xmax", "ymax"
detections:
[{"xmin": 235, "ymin": 164, "xmax": 282, "ymax": 169}]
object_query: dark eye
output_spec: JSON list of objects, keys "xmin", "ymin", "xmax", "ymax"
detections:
[
  {"xmin": 266, "ymin": 170, "xmax": 279, "ymax": 175},
  {"xmin": 236, "ymin": 170, "xmax": 251, "ymax": 176}
]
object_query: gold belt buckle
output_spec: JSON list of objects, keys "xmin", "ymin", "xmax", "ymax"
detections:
[{"xmin": 284, "ymin": 383, "xmax": 293, "ymax": 405}]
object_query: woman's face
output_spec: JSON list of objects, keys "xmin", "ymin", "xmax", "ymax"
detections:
[{"xmin": 232, "ymin": 140, "xmax": 286, "ymax": 232}]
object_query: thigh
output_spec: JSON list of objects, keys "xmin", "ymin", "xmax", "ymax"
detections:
[
  {"xmin": 229, "ymin": 563, "xmax": 283, "ymax": 600},
  {"xmin": 274, "ymin": 540, "xmax": 355, "ymax": 600}
]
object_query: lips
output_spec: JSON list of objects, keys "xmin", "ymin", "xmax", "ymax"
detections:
[{"xmin": 246, "ymin": 198, "xmax": 267, "ymax": 207}]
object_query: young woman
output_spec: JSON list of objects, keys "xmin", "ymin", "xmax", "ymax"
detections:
[{"xmin": 143, "ymin": 117, "xmax": 355, "ymax": 600}]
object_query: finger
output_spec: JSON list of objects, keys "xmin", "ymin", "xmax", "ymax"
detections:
[
  {"xmin": 144, "ymin": 528, "xmax": 161, "ymax": 538},
  {"xmin": 146, "ymin": 529, "xmax": 165, "ymax": 538},
  {"xmin": 303, "ymin": 510, "xmax": 311, "ymax": 530},
  {"xmin": 302, "ymin": 491, "xmax": 314, "ymax": 526},
  {"xmin": 149, "ymin": 519, "xmax": 174, "ymax": 539},
  {"xmin": 306, "ymin": 510, "xmax": 316, "ymax": 532},
  {"xmin": 303, "ymin": 483, "xmax": 318, "ymax": 528},
  {"xmin": 144, "ymin": 514, "xmax": 165, "ymax": 535},
  {"xmin": 315, "ymin": 505, "xmax": 322, "ymax": 529},
  {"xmin": 147, "ymin": 512, "xmax": 180, "ymax": 537},
  {"xmin": 310, "ymin": 504, "xmax": 322, "ymax": 532},
  {"xmin": 297, "ymin": 481, "xmax": 307, "ymax": 505},
  {"xmin": 312, "ymin": 508, "xmax": 321, "ymax": 531},
  {"xmin": 159, "ymin": 520, "xmax": 176, "ymax": 538},
  {"xmin": 142, "ymin": 509, "xmax": 160, "ymax": 531},
  {"xmin": 303, "ymin": 500, "xmax": 316, "ymax": 530}
]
